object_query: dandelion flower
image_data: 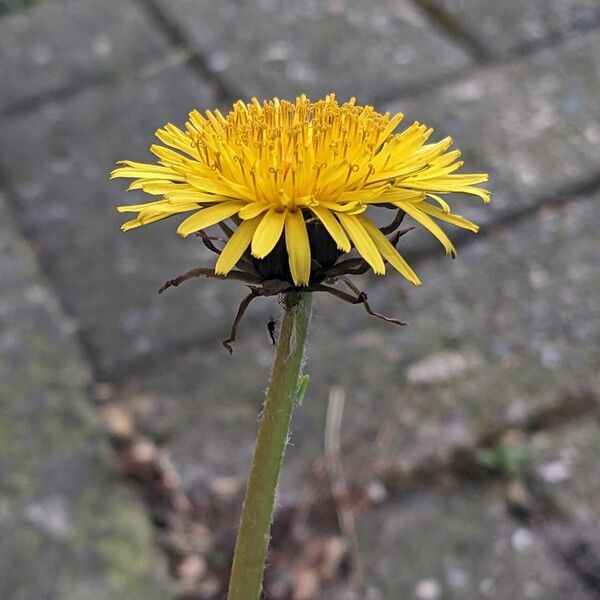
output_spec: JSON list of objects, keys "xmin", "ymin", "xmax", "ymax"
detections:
[{"xmin": 112, "ymin": 94, "xmax": 489, "ymax": 287}]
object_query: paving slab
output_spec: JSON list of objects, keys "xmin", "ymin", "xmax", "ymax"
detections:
[
  {"xmin": 0, "ymin": 193, "xmax": 171, "ymax": 599},
  {"xmin": 531, "ymin": 420, "xmax": 600, "ymax": 543},
  {"xmin": 0, "ymin": 0, "xmax": 178, "ymax": 114},
  {"xmin": 388, "ymin": 30, "xmax": 600, "ymax": 246},
  {"xmin": 426, "ymin": 0, "xmax": 600, "ymax": 58},
  {"xmin": 345, "ymin": 488, "xmax": 591, "ymax": 599},
  {"xmin": 0, "ymin": 67, "xmax": 248, "ymax": 377},
  {"xmin": 114, "ymin": 190, "xmax": 600, "ymax": 503},
  {"xmin": 151, "ymin": 0, "xmax": 472, "ymax": 102}
]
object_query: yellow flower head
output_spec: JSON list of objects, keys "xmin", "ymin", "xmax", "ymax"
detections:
[{"xmin": 112, "ymin": 94, "xmax": 489, "ymax": 287}]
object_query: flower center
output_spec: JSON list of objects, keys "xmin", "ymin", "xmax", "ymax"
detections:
[{"xmin": 252, "ymin": 217, "xmax": 341, "ymax": 285}]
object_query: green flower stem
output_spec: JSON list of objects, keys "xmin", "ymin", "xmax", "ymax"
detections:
[{"xmin": 228, "ymin": 292, "xmax": 312, "ymax": 600}]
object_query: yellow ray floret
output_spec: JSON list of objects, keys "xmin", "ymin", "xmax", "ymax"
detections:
[{"xmin": 112, "ymin": 94, "xmax": 490, "ymax": 286}]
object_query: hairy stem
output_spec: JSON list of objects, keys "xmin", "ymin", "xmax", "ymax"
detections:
[{"xmin": 227, "ymin": 292, "xmax": 313, "ymax": 600}]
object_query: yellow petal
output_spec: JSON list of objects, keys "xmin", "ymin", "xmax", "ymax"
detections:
[
  {"xmin": 357, "ymin": 216, "xmax": 421, "ymax": 285},
  {"xmin": 117, "ymin": 199, "xmax": 172, "ymax": 213},
  {"xmin": 251, "ymin": 208, "xmax": 287, "ymax": 258},
  {"xmin": 176, "ymin": 201, "xmax": 244, "ymax": 237},
  {"xmin": 215, "ymin": 216, "xmax": 262, "ymax": 275},
  {"xmin": 418, "ymin": 202, "xmax": 479, "ymax": 232},
  {"xmin": 397, "ymin": 201, "xmax": 456, "ymax": 257},
  {"xmin": 118, "ymin": 199, "xmax": 199, "ymax": 230},
  {"xmin": 239, "ymin": 203, "xmax": 270, "ymax": 220},
  {"xmin": 403, "ymin": 174, "xmax": 490, "ymax": 202},
  {"xmin": 166, "ymin": 192, "xmax": 228, "ymax": 204},
  {"xmin": 285, "ymin": 210, "xmax": 311, "ymax": 286},
  {"xmin": 110, "ymin": 161, "xmax": 183, "ymax": 181},
  {"xmin": 337, "ymin": 213, "xmax": 385, "ymax": 274},
  {"xmin": 377, "ymin": 112, "xmax": 404, "ymax": 145},
  {"xmin": 121, "ymin": 219, "xmax": 144, "ymax": 231},
  {"xmin": 319, "ymin": 200, "xmax": 363, "ymax": 213},
  {"xmin": 128, "ymin": 180, "xmax": 189, "ymax": 195},
  {"xmin": 121, "ymin": 210, "xmax": 177, "ymax": 230},
  {"xmin": 380, "ymin": 188, "xmax": 425, "ymax": 203},
  {"xmin": 426, "ymin": 193, "xmax": 451, "ymax": 214},
  {"xmin": 337, "ymin": 188, "xmax": 386, "ymax": 204},
  {"xmin": 310, "ymin": 206, "xmax": 351, "ymax": 252}
]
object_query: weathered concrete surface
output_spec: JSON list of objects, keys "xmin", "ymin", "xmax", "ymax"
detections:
[
  {"xmin": 0, "ymin": 67, "xmax": 254, "ymax": 378},
  {"xmin": 347, "ymin": 488, "xmax": 591, "ymax": 599},
  {"xmin": 309, "ymin": 195, "xmax": 600, "ymax": 468},
  {"xmin": 0, "ymin": 0, "xmax": 39, "ymax": 15},
  {"xmin": 531, "ymin": 419, "xmax": 600, "ymax": 544},
  {"xmin": 0, "ymin": 193, "xmax": 171, "ymax": 599},
  {"xmin": 114, "ymin": 192, "xmax": 600, "ymax": 507},
  {"xmin": 151, "ymin": 0, "xmax": 472, "ymax": 102},
  {"xmin": 389, "ymin": 30, "xmax": 600, "ymax": 243},
  {"xmin": 3, "ymin": 29, "xmax": 600, "ymax": 378},
  {"xmin": 0, "ymin": 0, "xmax": 176, "ymax": 113},
  {"xmin": 427, "ymin": 0, "xmax": 600, "ymax": 58}
]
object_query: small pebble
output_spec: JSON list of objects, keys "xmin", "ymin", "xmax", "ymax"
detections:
[{"xmin": 415, "ymin": 578, "xmax": 441, "ymax": 600}]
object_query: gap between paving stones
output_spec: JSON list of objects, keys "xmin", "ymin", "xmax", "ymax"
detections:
[
  {"xmin": 135, "ymin": 0, "xmax": 600, "ymax": 108},
  {"xmin": 0, "ymin": 177, "xmax": 104, "ymax": 382},
  {"xmin": 372, "ymin": 15, "xmax": 600, "ymax": 105},
  {"xmin": 94, "ymin": 376, "xmax": 600, "ymax": 597},
  {"xmin": 4, "ymin": 0, "xmax": 600, "ymax": 119},
  {"xmin": 410, "ymin": 0, "xmax": 600, "ymax": 67},
  {"xmin": 0, "ymin": 0, "xmax": 197, "ymax": 117},
  {"xmin": 417, "ymin": 0, "xmax": 600, "ymax": 62},
  {"xmin": 147, "ymin": 0, "xmax": 473, "ymax": 103},
  {"xmin": 0, "ymin": 0, "xmax": 38, "ymax": 17},
  {"xmin": 133, "ymin": 0, "xmax": 240, "ymax": 103},
  {"xmin": 0, "ymin": 0, "xmax": 233, "ymax": 119},
  {"xmin": 373, "ymin": 388, "xmax": 600, "ymax": 598},
  {"xmin": 1, "ymin": 51, "xmax": 192, "ymax": 118},
  {"xmin": 409, "ymin": 0, "xmax": 491, "ymax": 64}
]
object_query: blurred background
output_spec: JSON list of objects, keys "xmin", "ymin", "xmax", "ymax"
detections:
[{"xmin": 1, "ymin": 0, "xmax": 599, "ymax": 598}]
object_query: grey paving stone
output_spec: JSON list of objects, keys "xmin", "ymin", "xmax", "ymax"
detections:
[
  {"xmin": 114, "ymin": 193, "xmax": 600, "ymax": 502},
  {"xmin": 531, "ymin": 420, "xmax": 600, "ymax": 539},
  {"xmin": 0, "ymin": 193, "xmax": 171, "ymax": 599},
  {"xmin": 348, "ymin": 488, "xmax": 590, "ymax": 599},
  {"xmin": 151, "ymin": 0, "xmax": 472, "ymax": 102},
  {"xmin": 0, "ymin": 0, "xmax": 176, "ymax": 113},
  {"xmin": 388, "ymin": 30, "xmax": 600, "ymax": 243},
  {"xmin": 0, "ymin": 67, "xmax": 241, "ymax": 377},
  {"xmin": 427, "ymin": 0, "xmax": 600, "ymax": 58}
]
